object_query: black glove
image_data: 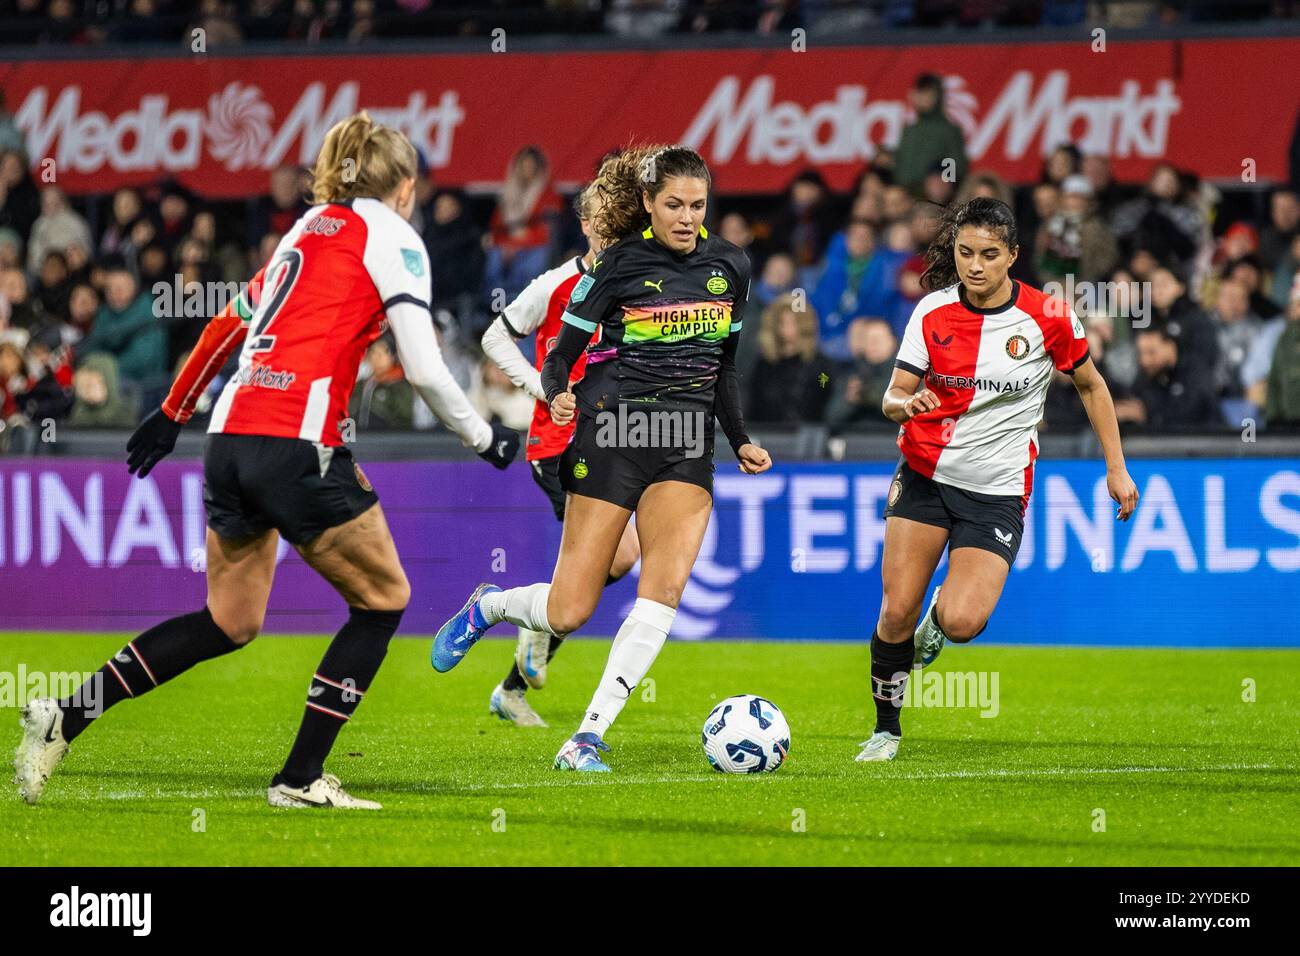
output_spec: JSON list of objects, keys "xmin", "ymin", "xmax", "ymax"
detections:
[
  {"xmin": 127, "ymin": 407, "xmax": 183, "ymax": 477},
  {"xmin": 477, "ymin": 422, "xmax": 520, "ymax": 470}
]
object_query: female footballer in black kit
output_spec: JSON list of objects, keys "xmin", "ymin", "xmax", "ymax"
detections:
[
  {"xmin": 433, "ymin": 146, "xmax": 772, "ymax": 771},
  {"xmin": 857, "ymin": 197, "xmax": 1139, "ymax": 762}
]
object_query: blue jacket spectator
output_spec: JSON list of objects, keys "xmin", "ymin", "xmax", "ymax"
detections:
[{"xmin": 810, "ymin": 221, "xmax": 908, "ymax": 362}]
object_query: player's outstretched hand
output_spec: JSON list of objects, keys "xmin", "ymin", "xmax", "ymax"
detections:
[
  {"xmin": 550, "ymin": 390, "xmax": 576, "ymax": 426},
  {"xmin": 478, "ymin": 422, "xmax": 520, "ymax": 470},
  {"xmin": 1108, "ymin": 467, "xmax": 1139, "ymax": 522},
  {"xmin": 736, "ymin": 442, "xmax": 772, "ymax": 475},
  {"xmin": 902, "ymin": 388, "xmax": 941, "ymax": 419},
  {"xmin": 126, "ymin": 407, "xmax": 182, "ymax": 477}
]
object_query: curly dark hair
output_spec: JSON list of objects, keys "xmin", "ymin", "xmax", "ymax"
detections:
[
  {"xmin": 920, "ymin": 197, "xmax": 1019, "ymax": 292},
  {"xmin": 589, "ymin": 144, "xmax": 711, "ymax": 245}
]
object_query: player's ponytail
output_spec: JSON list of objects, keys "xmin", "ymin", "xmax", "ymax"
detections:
[
  {"xmin": 310, "ymin": 111, "xmax": 417, "ymax": 205},
  {"xmin": 921, "ymin": 197, "xmax": 1019, "ymax": 292},
  {"xmin": 590, "ymin": 144, "xmax": 711, "ymax": 245}
]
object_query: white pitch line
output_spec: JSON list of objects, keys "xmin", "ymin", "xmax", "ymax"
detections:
[
  {"xmin": 92, "ymin": 763, "xmax": 1285, "ymax": 800},
  {"xmin": 887, "ymin": 762, "xmax": 1279, "ymax": 781}
]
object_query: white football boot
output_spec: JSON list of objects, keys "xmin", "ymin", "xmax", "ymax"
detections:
[
  {"xmin": 913, "ymin": 584, "xmax": 946, "ymax": 669},
  {"xmin": 855, "ymin": 731, "xmax": 901, "ymax": 762},
  {"xmin": 514, "ymin": 628, "xmax": 551, "ymax": 690},
  {"xmin": 267, "ymin": 773, "xmax": 381, "ymax": 810},
  {"xmin": 489, "ymin": 683, "xmax": 547, "ymax": 727},
  {"xmin": 14, "ymin": 698, "xmax": 70, "ymax": 805}
]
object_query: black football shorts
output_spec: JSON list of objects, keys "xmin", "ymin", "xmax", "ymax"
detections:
[
  {"xmin": 203, "ymin": 433, "xmax": 379, "ymax": 546},
  {"xmin": 883, "ymin": 457, "xmax": 1025, "ymax": 566},
  {"xmin": 559, "ymin": 408, "xmax": 715, "ymax": 511}
]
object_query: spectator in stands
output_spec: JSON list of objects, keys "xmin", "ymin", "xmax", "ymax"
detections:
[
  {"xmin": 0, "ymin": 149, "xmax": 39, "ymax": 240},
  {"xmin": 484, "ymin": 145, "xmax": 561, "ymax": 304},
  {"xmin": 349, "ymin": 335, "xmax": 415, "ymax": 430},
  {"xmin": 1111, "ymin": 163, "xmax": 1204, "ymax": 276},
  {"xmin": 1149, "ymin": 264, "xmax": 1218, "ymax": 378},
  {"xmin": 605, "ymin": 0, "xmax": 683, "ymax": 38},
  {"xmin": 27, "ymin": 187, "xmax": 93, "ymax": 275},
  {"xmin": 753, "ymin": 252, "xmax": 798, "ymax": 308},
  {"xmin": 1260, "ymin": 188, "xmax": 1299, "ymax": 272},
  {"xmin": 810, "ymin": 218, "xmax": 906, "ymax": 362},
  {"xmin": 78, "ymin": 263, "xmax": 166, "ymax": 397},
  {"xmin": 35, "ymin": 250, "xmax": 72, "ymax": 320},
  {"xmin": 955, "ymin": 169, "xmax": 1014, "ymax": 208},
  {"xmin": 98, "ymin": 188, "xmax": 145, "ymax": 258},
  {"xmin": 1042, "ymin": 143, "xmax": 1082, "ymax": 187},
  {"xmin": 188, "ymin": 0, "xmax": 244, "ymax": 46},
  {"xmin": 424, "ymin": 187, "xmax": 485, "ymax": 322},
  {"xmin": 67, "ymin": 352, "xmax": 139, "ymax": 429},
  {"xmin": 1115, "ymin": 326, "xmax": 1217, "ymax": 430},
  {"xmin": 66, "ymin": 281, "xmax": 100, "ymax": 343},
  {"xmin": 1271, "ymin": 233, "xmax": 1300, "ymax": 309},
  {"xmin": 768, "ymin": 169, "xmax": 839, "ymax": 268},
  {"xmin": 1224, "ymin": 254, "xmax": 1284, "ymax": 317},
  {"xmin": 249, "ymin": 165, "xmax": 309, "ymax": 249},
  {"xmin": 747, "ymin": 293, "xmax": 829, "ymax": 425},
  {"xmin": 17, "ymin": 324, "xmax": 74, "ymax": 426},
  {"xmin": 1211, "ymin": 278, "xmax": 1263, "ymax": 395},
  {"xmin": 824, "ymin": 318, "xmax": 896, "ymax": 434},
  {"xmin": 0, "ymin": 228, "xmax": 22, "ymax": 272},
  {"xmin": 156, "ymin": 182, "xmax": 196, "ymax": 254},
  {"xmin": 1035, "ymin": 174, "xmax": 1119, "ymax": 290},
  {"xmin": 0, "ymin": 267, "xmax": 38, "ymax": 330},
  {"xmin": 719, "ymin": 212, "xmax": 754, "ymax": 252},
  {"xmin": 894, "ymin": 73, "xmax": 967, "ymax": 194},
  {"xmin": 0, "ymin": 90, "xmax": 26, "ymax": 159},
  {"xmin": 1265, "ymin": 280, "xmax": 1300, "ymax": 427},
  {"xmin": 471, "ymin": 354, "xmax": 534, "ymax": 432},
  {"xmin": 1081, "ymin": 153, "xmax": 1128, "ymax": 219}
]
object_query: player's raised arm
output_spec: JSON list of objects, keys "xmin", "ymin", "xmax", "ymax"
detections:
[
  {"xmin": 480, "ymin": 276, "xmax": 548, "ymax": 403},
  {"xmin": 126, "ymin": 265, "xmax": 266, "ymax": 477},
  {"xmin": 371, "ymin": 234, "xmax": 517, "ymax": 469}
]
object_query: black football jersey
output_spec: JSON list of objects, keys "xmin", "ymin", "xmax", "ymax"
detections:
[{"xmin": 559, "ymin": 224, "xmax": 752, "ymax": 414}]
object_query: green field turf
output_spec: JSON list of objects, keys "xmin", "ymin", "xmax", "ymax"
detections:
[{"xmin": 1, "ymin": 633, "xmax": 1297, "ymax": 867}]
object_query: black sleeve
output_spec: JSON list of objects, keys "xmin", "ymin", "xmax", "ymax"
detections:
[
  {"xmin": 541, "ymin": 321, "xmax": 593, "ymax": 404},
  {"xmin": 713, "ymin": 331, "xmax": 751, "ymax": 455},
  {"xmin": 713, "ymin": 254, "xmax": 753, "ymax": 455}
]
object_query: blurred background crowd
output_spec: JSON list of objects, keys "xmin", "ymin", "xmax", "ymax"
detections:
[
  {"xmin": 2, "ymin": 4, "xmax": 1300, "ymax": 451},
  {"xmin": 1, "ymin": 0, "xmax": 1296, "ymax": 46}
]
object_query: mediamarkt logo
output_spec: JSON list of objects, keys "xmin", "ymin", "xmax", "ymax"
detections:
[
  {"xmin": 682, "ymin": 71, "xmax": 1181, "ymax": 164},
  {"xmin": 14, "ymin": 80, "xmax": 464, "ymax": 175}
]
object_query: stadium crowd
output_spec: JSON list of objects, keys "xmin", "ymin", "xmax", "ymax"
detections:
[
  {"xmin": 2, "ymin": 67, "xmax": 1299, "ymax": 452},
  {"xmin": 0, "ymin": 1, "xmax": 1291, "ymax": 46}
]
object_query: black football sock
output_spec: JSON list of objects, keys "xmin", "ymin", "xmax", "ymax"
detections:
[
  {"xmin": 275, "ymin": 606, "xmax": 403, "ymax": 789},
  {"xmin": 870, "ymin": 630, "xmax": 914, "ymax": 736},
  {"xmin": 501, "ymin": 635, "xmax": 564, "ymax": 692},
  {"xmin": 57, "ymin": 607, "xmax": 240, "ymax": 743}
]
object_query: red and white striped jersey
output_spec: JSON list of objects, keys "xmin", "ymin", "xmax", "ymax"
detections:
[
  {"xmin": 894, "ymin": 280, "xmax": 1089, "ymax": 499},
  {"xmin": 498, "ymin": 256, "xmax": 592, "ymax": 461},
  {"xmin": 208, "ymin": 198, "xmax": 432, "ymax": 446}
]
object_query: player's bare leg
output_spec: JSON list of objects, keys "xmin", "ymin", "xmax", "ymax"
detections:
[
  {"xmin": 926, "ymin": 547, "xmax": 1011, "ymax": 644},
  {"xmin": 267, "ymin": 503, "xmax": 410, "ymax": 810},
  {"xmin": 858, "ymin": 517, "xmax": 949, "ymax": 763},
  {"xmin": 556, "ymin": 482, "xmax": 710, "ymax": 772},
  {"xmin": 15, "ymin": 528, "xmax": 276, "ymax": 804},
  {"xmin": 504, "ymin": 513, "xmax": 640, "ymax": 710}
]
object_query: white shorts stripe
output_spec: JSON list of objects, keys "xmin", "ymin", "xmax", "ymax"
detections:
[{"xmin": 298, "ymin": 376, "xmax": 332, "ymax": 443}]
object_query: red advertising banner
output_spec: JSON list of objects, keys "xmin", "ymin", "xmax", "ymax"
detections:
[{"xmin": 3, "ymin": 37, "xmax": 1296, "ymax": 197}]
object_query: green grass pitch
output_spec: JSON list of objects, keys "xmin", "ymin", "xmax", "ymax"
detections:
[{"xmin": 2, "ymin": 633, "xmax": 1298, "ymax": 866}]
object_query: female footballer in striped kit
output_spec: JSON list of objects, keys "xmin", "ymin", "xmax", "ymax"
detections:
[{"xmin": 857, "ymin": 197, "xmax": 1139, "ymax": 762}]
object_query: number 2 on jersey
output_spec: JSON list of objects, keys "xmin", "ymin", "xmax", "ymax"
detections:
[{"xmin": 248, "ymin": 249, "xmax": 304, "ymax": 354}]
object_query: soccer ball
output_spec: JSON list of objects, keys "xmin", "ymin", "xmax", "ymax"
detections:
[{"xmin": 701, "ymin": 695, "xmax": 791, "ymax": 774}]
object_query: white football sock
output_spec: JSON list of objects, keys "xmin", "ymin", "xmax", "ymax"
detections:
[
  {"xmin": 479, "ymin": 583, "xmax": 555, "ymax": 634},
  {"xmin": 577, "ymin": 598, "xmax": 675, "ymax": 739}
]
